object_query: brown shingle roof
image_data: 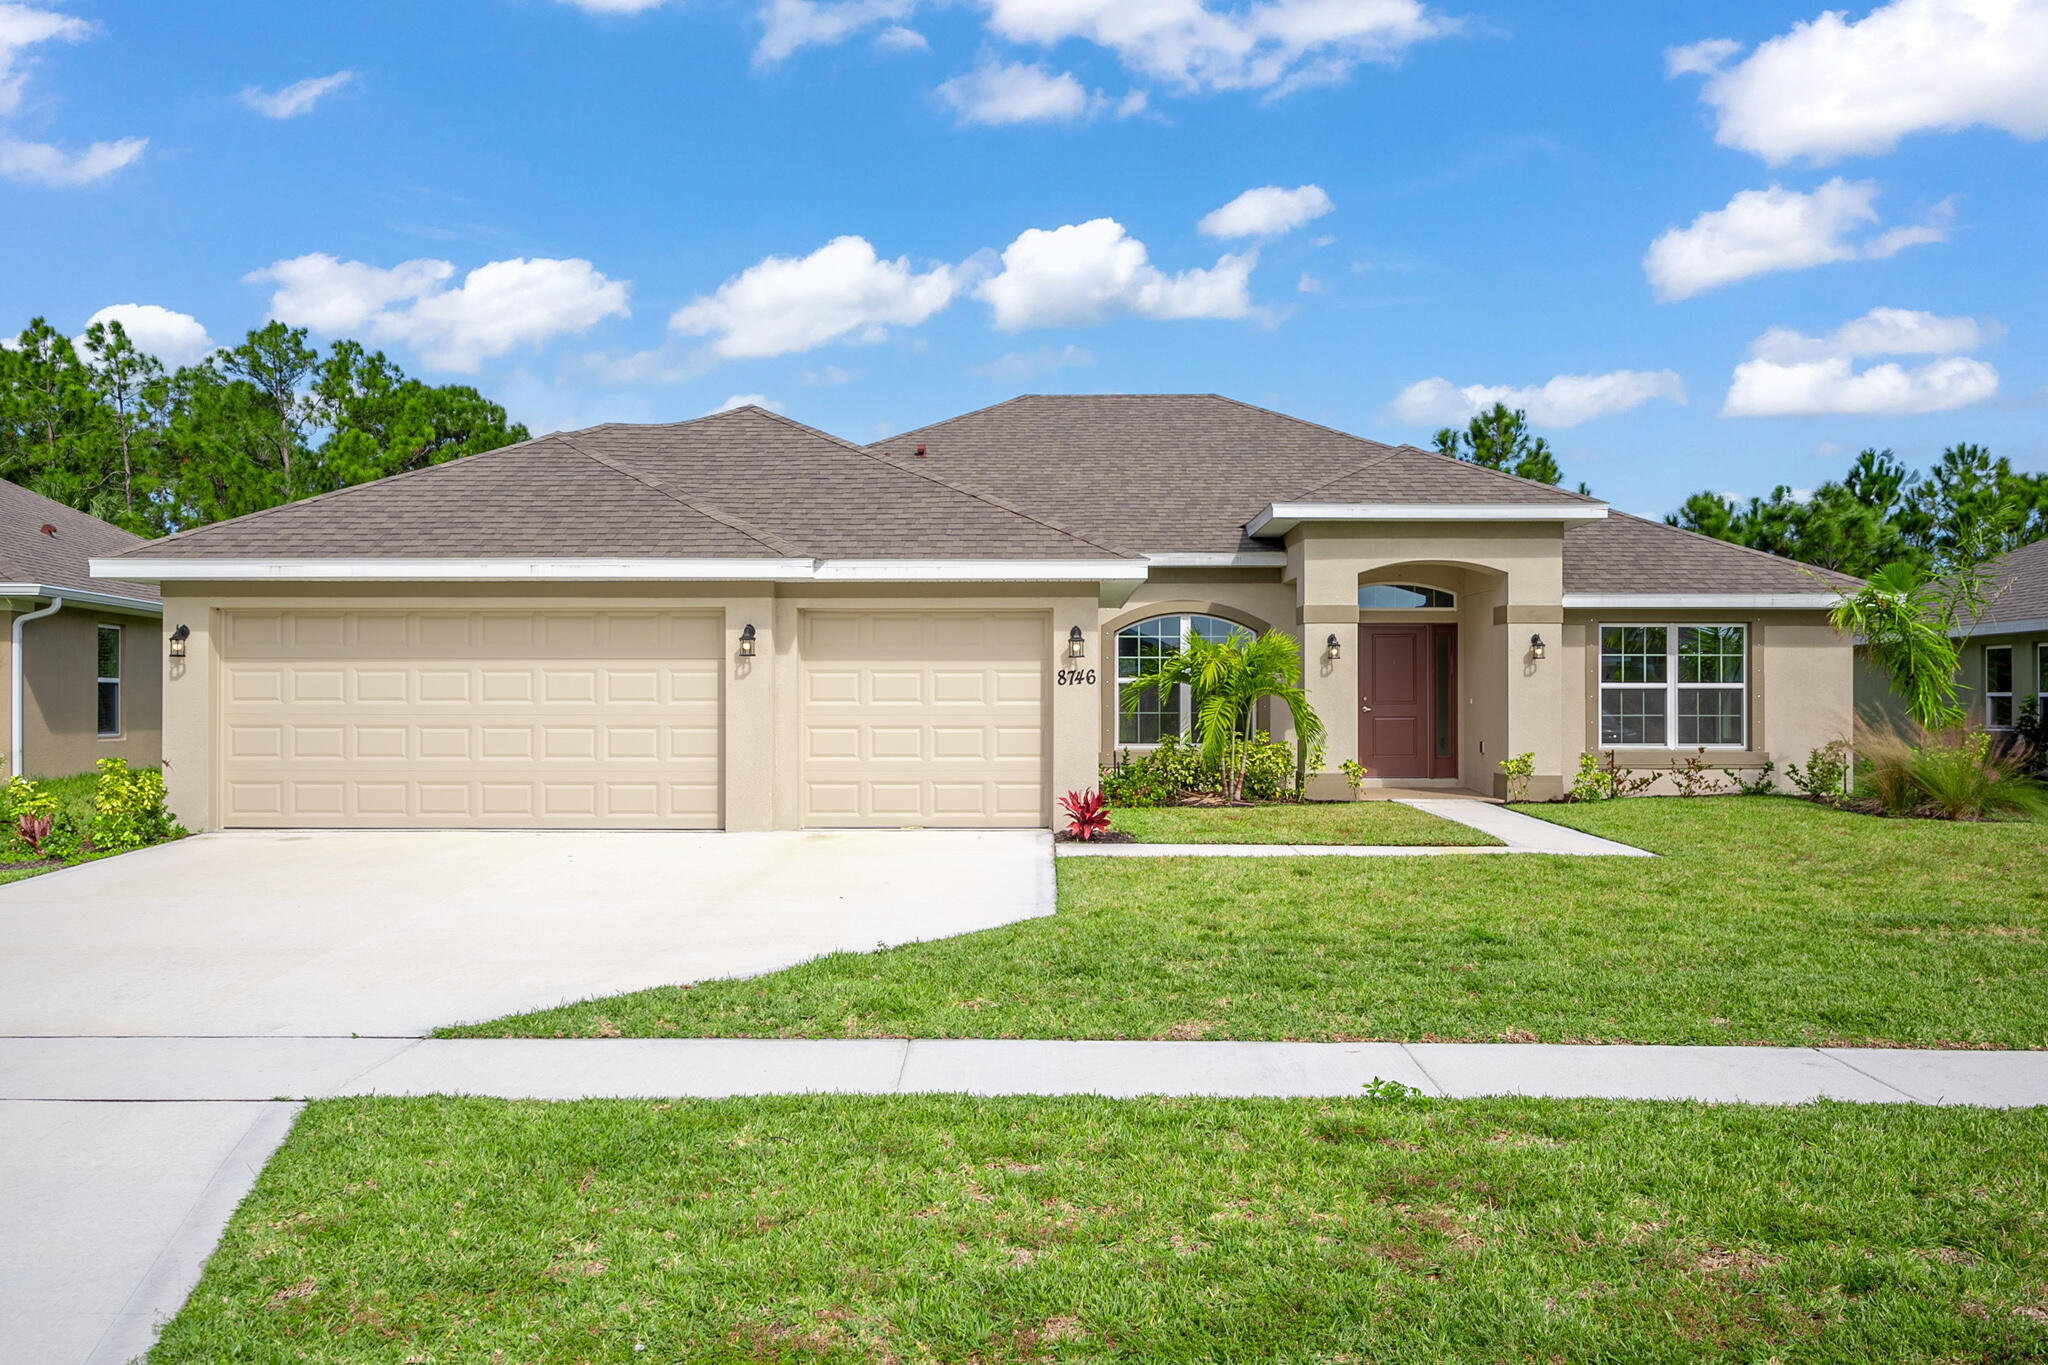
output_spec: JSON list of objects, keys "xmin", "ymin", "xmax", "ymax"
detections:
[
  {"xmin": 1975, "ymin": 536, "xmax": 2048, "ymax": 626},
  {"xmin": 869, "ymin": 394, "xmax": 1601, "ymax": 552},
  {"xmin": 106, "ymin": 408, "xmax": 1131, "ymax": 563},
  {"xmin": 0, "ymin": 480, "xmax": 156, "ymax": 603},
  {"xmin": 1564, "ymin": 512, "xmax": 1863, "ymax": 595}
]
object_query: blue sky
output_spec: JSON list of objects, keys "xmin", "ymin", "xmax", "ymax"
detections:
[{"xmin": 3, "ymin": 0, "xmax": 2044, "ymax": 521}]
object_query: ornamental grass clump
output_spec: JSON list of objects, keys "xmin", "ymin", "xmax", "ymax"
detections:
[{"xmin": 1857, "ymin": 729, "xmax": 2048, "ymax": 822}]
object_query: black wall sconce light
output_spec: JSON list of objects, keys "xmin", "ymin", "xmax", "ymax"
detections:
[
  {"xmin": 168, "ymin": 623, "xmax": 190, "ymax": 659},
  {"xmin": 1530, "ymin": 633, "xmax": 1547, "ymax": 661},
  {"xmin": 1067, "ymin": 625, "xmax": 1086, "ymax": 660},
  {"xmin": 738, "ymin": 623, "xmax": 757, "ymax": 657},
  {"xmin": 1326, "ymin": 633, "xmax": 1342, "ymax": 661}
]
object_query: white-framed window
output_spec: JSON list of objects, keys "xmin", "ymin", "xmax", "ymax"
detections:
[
  {"xmin": 1984, "ymin": 644, "xmax": 2014, "ymax": 730},
  {"xmin": 1598, "ymin": 624, "xmax": 1748, "ymax": 748},
  {"xmin": 2038, "ymin": 643, "xmax": 2046, "ymax": 724},
  {"xmin": 1115, "ymin": 613, "xmax": 1245, "ymax": 745},
  {"xmin": 1358, "ymin": 582, "xmax": 1455, "ymax": 610},
  {"xmin": 96, "ymin": 624, "xmax": 122, "ymax": 738}
]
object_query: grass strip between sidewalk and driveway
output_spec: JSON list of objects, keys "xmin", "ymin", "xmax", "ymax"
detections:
[
  {"xmin": 444, "ymin": 799, "xmax": 2048, "ymax": 1048},
  {"xmin": 147, "ymin": 1094, "xmax": 2048, "ymax": 1364},
  {"xmin": 1108, "ymin": 800, "xmax": 1499, "ymax": 846}
]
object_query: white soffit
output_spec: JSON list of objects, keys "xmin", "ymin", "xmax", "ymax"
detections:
[
  {"xmin": 1562, "ymin": 592, "xmax": 1845, "ymax": 609},
  {"xmin": 92, "ymin": 556, "xmax": 1152, "ymax": 585},
  {"xmin": 1247, "ymin": 502, "xmax": 1608, "ymax": 538}
]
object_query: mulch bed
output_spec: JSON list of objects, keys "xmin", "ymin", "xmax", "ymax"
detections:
[
  {"xmin": 1053, "ymin": 830, "xmax": 1137, "ymax": 844},
  {"xmin": 0, "ymin": 858, "xmax": 67, "ymax": 873}
]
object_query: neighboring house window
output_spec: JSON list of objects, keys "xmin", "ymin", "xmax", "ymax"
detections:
[
  {"xmin": 1984, "ymin": 644, "xmax": 2014, "ymax": 729},
  {"xmin": 96, "ymin": 624, "xmax": 122, "ymax": 738},
  {"xmin": 1599, "ymin": 625, "xmax": 1748, "ymax": 748},
  {"xmin": 2038, "ymin": 643, "xmax": 2047, "ymax": 722},
  {"xmin": 1358, "ymin": 583, "xmax": 1455, "ymax": 609},
  {"xmin": 1115, "ymin": 613, "xmax": 1243, "ymax": 744}
]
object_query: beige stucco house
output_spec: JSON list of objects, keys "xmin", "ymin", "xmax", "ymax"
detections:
[
  {"xmin": 92, "ymin": 396, "xmax": 1859, "ymax": 831},
  {"xmin": 0, "ymin": 480, "xmax": 163, "ymax": 779}
]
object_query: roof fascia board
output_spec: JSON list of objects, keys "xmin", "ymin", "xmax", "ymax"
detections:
[
  {"xmin": 1144, "ymin": 552, "xmax": 1289, "ymax": 569},
  {"xmin": 92, "ymin": 558, "xmax": 819, "ymax": 583},
  {"xmin": 1561, "ymin": 592, "xmax": 1846, "ymax": 610},
  {"xmin": 813, "ymin": 559, "xmax": 1144, "ymax": 582},
  {"xmin": 1955, "ymin": 617, "xmax": 2048, "ymax": 639},
  {"xmin": 0, "ymin": 582, "xmax": 162, "ymax": 615},
  {"xmin": 1248, "ymin": 502, "xmax": 1609, "ymax": 537}
]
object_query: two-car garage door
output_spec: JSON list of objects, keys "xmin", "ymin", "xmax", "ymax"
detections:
[
  {"xmin": 220, "ymin": 610, "xmax": 722, "ymax": 828},
  {"xmin": 217, "ymin": 607, "xmax": 1049, "ymax": 830}
]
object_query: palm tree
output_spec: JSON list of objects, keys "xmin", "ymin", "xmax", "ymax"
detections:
[
  {"xmin": 1830, "ymin": 563, "xmax": 1966, "ymax": 730},
  {"xmin": 1120, "ymin": 628, "xmax": 1326, "ymax": 802}
]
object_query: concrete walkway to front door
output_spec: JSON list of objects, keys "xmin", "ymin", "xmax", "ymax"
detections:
[{"xmin": 1057, "ymin": 799, "xmax": 1654, "ymax": 858}]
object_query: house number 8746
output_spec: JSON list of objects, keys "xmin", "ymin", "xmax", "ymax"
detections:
[{"xmin": 1056, "ymin": 668, "xmax": 1097, "ymax": 686}]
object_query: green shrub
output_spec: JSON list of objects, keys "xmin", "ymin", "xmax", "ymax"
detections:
[
  {"xmin": 89, "ymin": 758, "xmax": 179, "ymax": 853},
  {"xmin": 1566, "ymin": 751, "xmax": 1653, "ymax": 802},
  {"xmin": 1101, "ymin": 731, "xmax": 1301, "ymax": 807},
  {"xmin": 1496, "ymin": 751, "xmax": 1535, "ymax": 802},
  {"xmin": 1858, "ymin": 730, "xmax": 2048, "ymax": 821},
  {"xmin": 1339, "ymin": 758, "xmax": 1367, "ymax": 795},
  {"xmin": 1785, "ymin": 740, "xmax": 1852, "ymax": 802}
]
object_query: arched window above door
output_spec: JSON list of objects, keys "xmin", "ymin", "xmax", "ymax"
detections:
[{"xmin": 1358, "ymin": 583, "xmax": 1455, "ymax": 610}]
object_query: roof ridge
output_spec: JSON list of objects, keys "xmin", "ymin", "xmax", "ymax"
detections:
[
  {"xmin": 868, "ymin": 394, "xmax": 1039, "ymax": 448},
  {"xmin": 0, "ymin": 479, "xmax": 147, "ymax": 548},
  {"xmin": 553, "ymin": 430, "xmax": 807, "ymax": 558},
  {"xmin": 1602, "ymin": 509, "xmax": 1863, "ymax": 588},
  {"xmin": 748, "ymin": 407, "xmax": 1140, "ymax": 559},
  {"xmin": 110, "ymin": 431, "xmax": 570, "ymax": 556},
  {"xmin": 1288, "ymin": 447, "xmax": 1403, "ymax": 500}
]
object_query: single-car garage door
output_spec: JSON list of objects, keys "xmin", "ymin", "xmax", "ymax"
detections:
[
  {"xmin": 219, "ymin": 609, "xmax": 721, "ymax": 828},
  {"xmin": 800, "ymin": 611, "xmax": 1046, "ymax": 828}
]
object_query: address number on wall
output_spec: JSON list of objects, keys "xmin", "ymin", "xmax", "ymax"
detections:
[{"xmin": 1056, "ymin": 668, "xmax": 1098, "ymax": 686}]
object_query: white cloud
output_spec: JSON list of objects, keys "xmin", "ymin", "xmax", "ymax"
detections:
[
  {"xmin": 248, "ymin": 253, "xmax": 630, "ymax": 372},
  {"xmin": 552, "ymin": 0, "xmax": 672, "ymax": 11},
  {"xmin": 240, "ymin": 70, "xmax": 355, "ymax": 119},
  {"xmin": 0, "ymin": 3, "xmax": 92, "ymax": 115},
  {"xmin": 802, "ymin": 364, "xmax": 860, "ymax": 385},
  {"xmin": 0, "ymin": 135, "xmax": 145, "ymax": 185},
  {"xmin": 976, "ymin": 218, "xmax": 1254, "ymax": 330},
  {"xmin": 756, "ymin": 0, "xmax": 914, "ymax": 62},
  {"xmin": 1671, "ymin": 0, "xmax": 2048, "ymax": 165},
  {"xmin": 971, "ymin": 343, "xmax": 1095, "ymax": 379},
  {"xmin": 709, "ymin": 393, "xmax": 784, "ymax": 414},
  {"xmin": 1723, "ymin": 305, "xmax": 1999, "ymax": 416},
  {"xmin": 1642, "ymin": 179, "xmax": 1947, "ymax": 301},
  {"xmin": 669, "ymin": 235, "xmax": 967, "ymax": 359},
  {"xmin": 874, "ymin": 23, "xmax": 927, "ymax": 50},
  {"xmin": 938, "ymin": 61, "xmax": 1091, "ymax": 124},
  {"xmin": 80, "ymin": 304, "xmax": 215, "ymax": 367},
  {"xmin": 1392, "ymin": 369, "xmax": 1687, "ymax": 428},
  {"xmin": 1297, "ymin": 272, "xmax": 1325, "ymax": 293},
  {"xmin": 982, "ymin": 0, "xmax": 1452, "ymax": 93},
  {"xmin": 1198, "ymin": 183, "xmax": 1333, "ymax": 238}
]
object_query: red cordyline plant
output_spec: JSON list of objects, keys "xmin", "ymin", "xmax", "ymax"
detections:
[
  {"xmin": 1059, "ymin": 788, "xmax": 1111, "ymax": 841},
  {"xmin": 15, "ymin": 812, "xmax": 53, "ymax": 855}
]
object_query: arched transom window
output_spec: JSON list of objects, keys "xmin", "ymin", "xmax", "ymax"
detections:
[
  {"xmin": 1115, "ymin": 613, "xmax": 1244, "ymax": 744},
  {"xmin": 1358, "ymin": 583, "xmax": 1455, "ymax": 610}
]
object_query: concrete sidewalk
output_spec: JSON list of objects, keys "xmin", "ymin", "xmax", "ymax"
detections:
[
  {"xmin": 1058, "ymin": 800, "xmax": 1653, "ymax": 858},
  {"xmin": 6, "ymin": 1036, "xmax": 2043, "ymax": 1107}
]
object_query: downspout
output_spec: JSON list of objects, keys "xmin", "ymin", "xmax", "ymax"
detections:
[{"xmin": 11, "ymin": 596, "xmax": 63, "ymax": 779}]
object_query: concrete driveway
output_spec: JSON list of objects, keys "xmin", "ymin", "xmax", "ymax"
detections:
[
  {"xmin": 1, "ymin": 827, "xmax": 1051, "ymax": 1364},
  {"xmin": 0, "ymin": 828, "xmax": 1054, "ymax": 1037}
]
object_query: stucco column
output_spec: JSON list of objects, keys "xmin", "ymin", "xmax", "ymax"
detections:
[
  {"xmin": 1499, "ymin": 606, "xmax": 1568, "ymax": 800},
  {"xmin": 1051, "ymin": 592, "xmax": 1101, "ymax": 809},
  {"xmin": 722, "ymin": 590, "xmax": 775, "ymax": 831},
  {"xmin": 161, "ymin": 595, "xmax": 212, "ymax": 831},
  {"xmin": 1300, "ymin": 609, "xmax": 1356, "ymax": 797}
]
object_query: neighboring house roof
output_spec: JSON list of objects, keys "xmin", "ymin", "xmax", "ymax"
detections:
[
  {"xmin": 1564, "ymin": 512, "xmax": 1863, "ymax": 597},
  {"xmin": 0, "ymin": 479, "xmax": 158, "ymax": 605},
  {"xmin": 1972, "ymin": 536, "xmax": 2048, "ymax": 630},
  {"xmin": 101, "ymin": 408, "xmax": 1132, "ymax": 564},
  {"xmin": 870, "ymin": 393, "xmax": 1601, "ymax": 553}
]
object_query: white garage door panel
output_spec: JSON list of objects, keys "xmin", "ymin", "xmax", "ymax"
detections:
[
  {"xmin": 219, "ymin": 610, "xmax": 721, "ymax": 828},
  {"xmin": 800, "ymin": 611, "xmax": 1047, "ymax": 828}
]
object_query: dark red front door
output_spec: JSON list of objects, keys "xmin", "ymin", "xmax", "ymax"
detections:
[
  {"xmin": 1359, "ymin": 624, "xmax": 1458, "ymax": 781},
  {"xmin": 1360, "ymin": 625, "xmax": 1428, "ymax": 779}
]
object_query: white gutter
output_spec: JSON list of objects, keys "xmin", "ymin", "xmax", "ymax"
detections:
[
  {"xmin": 0, "ymin": 582, "xmax": 160, "ymax": 616},
  {"xmin": 11, "ymin": 595, "xmax": 62, "ymax": 779},
  {"xmin": 92, "ymin": 556, "xmax": 1154, "ymax": 585},
  {"xmin": 1951, "ymin": 617, "xmax": 2048, "ymax": 639},
  {"xmin": 1561, "ymin": 592, "xmax": 1846, "ymax": 610},
  {"xmin": 1144, "ymin": 552, "xmax": 1289, "ymax": 569},
  {"xmin": 1248, "ymin": 501, "xmax": 1609, "ymax": 538},
  {"xmin": 811, "ymin": 559, "xmax": 1144, "ymax": 582}
]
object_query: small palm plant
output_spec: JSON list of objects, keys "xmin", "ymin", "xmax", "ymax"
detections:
[{"xmin": 1120, "ymin": 628, "xmax": 1325, "ymax": 803}]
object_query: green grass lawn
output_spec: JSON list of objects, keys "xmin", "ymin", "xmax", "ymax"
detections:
[
  {"xmin": 445, "ymin": 798, "xmax": 2048, "ymax": 1046},
  {"xmin": 147, "ymin": 1094, "xmax": 2048, "ymax": 1364},
  {"xmin": 1109, "ymin": 800, "xmax": 1500, "ymax": 845}
]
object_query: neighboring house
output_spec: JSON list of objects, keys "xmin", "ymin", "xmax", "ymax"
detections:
[
  {"xmin": 0, "ymin": 480, "xmax": 163, "ymax": 779},
  {"xmin": 92, "ymin": 396, "xmax": 1858, "ymax": 831},
  {"xmin": 1856, "ymin": 535, "xmax": 2048, "ymax": 737}
]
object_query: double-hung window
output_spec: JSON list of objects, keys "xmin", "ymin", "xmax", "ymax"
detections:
[
  {"xmin": 1984, "ymin": 644, "xmax": 2014, "ymax": 729},
  {"xmin": 96, "ymin": 624, "xmax": 122, "ymax": 738},
  {"xmin": 1599, "ymin": 624, "xmax": 1748, "ymax": 748},
  {"xmin": 2038, "ymin": 643, "xmax": 2047, "ymax": 724},
  {"xmin": 1115, "ymin": 613, "xmax": 1243, "ymax": 745}
]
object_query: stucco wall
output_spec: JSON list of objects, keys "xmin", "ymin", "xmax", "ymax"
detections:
[
  {"xmin": 1858, "ymin": 632, "xmax": 2048, "ymax": 740},
  {"xmin": 0, "ymin": 603, "xmax": 163, "ymax": 778}
]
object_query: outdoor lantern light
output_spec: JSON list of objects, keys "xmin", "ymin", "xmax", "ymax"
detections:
[
  {"xmin": 1067, "ymin": 625, "xmax": 1086, "ymax": 660},
  {"xmin": 1530, "ymin": 633, "xmax": 1547, "ymax": 661},
  {"xmin": 1326, "ymin": 633, "xmax": 1342, "ymax": 661},
  {"xmin": 168, "ymin": 624, "xmax": 190, "ymax": 659},
  {"xmin": 738, "ymin": 623, "xmax": 757, "ymax": 657}
]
